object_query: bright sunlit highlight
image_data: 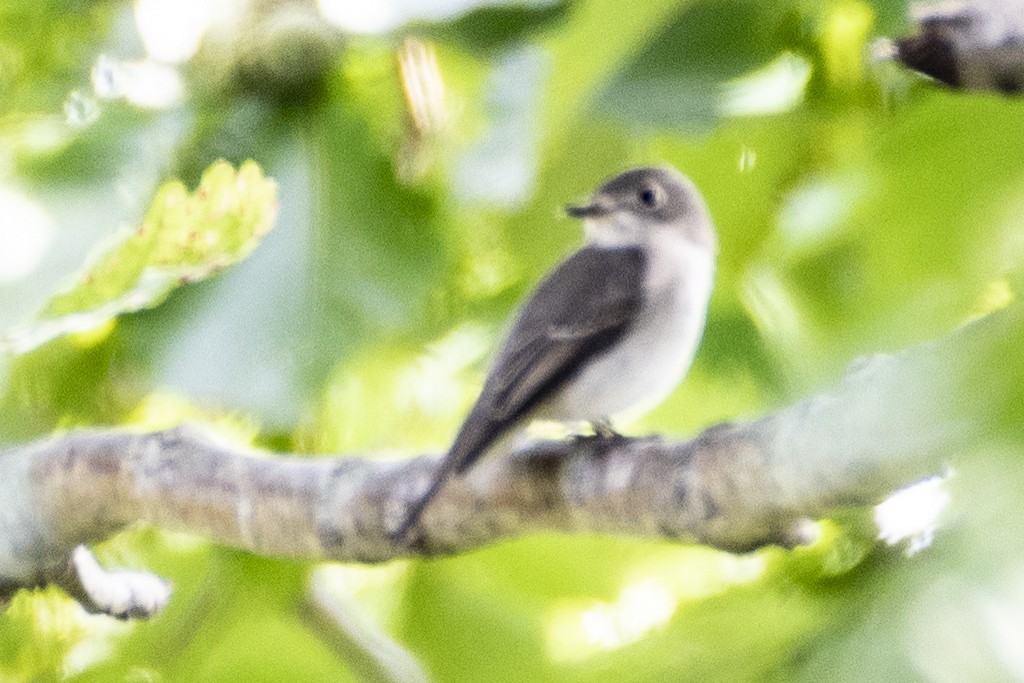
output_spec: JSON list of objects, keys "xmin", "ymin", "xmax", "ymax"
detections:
[
  {"xmin": 134, "ymin": 0, "xmax": 216, "ymax": 64},
  {"xmin": 547, "ymin": 553, "xmax": 767, "ymax": 661},
  {"xmin": 615, "ymin": 580, "xmax": 677, "ymax": 637},
  {"xmin": 399, "ymin": 38, "xmax": 449, "ymax": 134},
  {"xmin": 821, "ymin": 0, "xmax": 874, "ymax": 86},
  {"xmin": 91, "ymin": 55, "xmax": 184, "ymax": 109},
  {"xmin": 551, "ymin": 579, "xmax": 678, "ymax": 658},
  {"xmin": 8, "ymin": 587, "xmax": 127, "ymax": 677},
  {"xmin": 875, "ymin": 474, "xmax": 950, "ymax": 555},
  {"xmin": 742, "ymin": 267, "xmax": 805, "ymax": 347},
  {"xmin": 980, "ymin": 572, "xmax": 1024, "ymax": 679},
  {"xmin": 395, "ymin": 324, "xmax": 490, "ymax": 417},
  {"xmin": 318, "ymin": 0, "xmax": 400, "ymax": 34},
  {"xmin": 314, "ymin": 563, "xmax": 410, "ymax": 600},
  {"xmin": 738, "ymin": 146, "xmax": 757, "ymax": 173},
  {"xmin": 778, "ymin": 175, "xmax": 866, "ymax": 248},
  {"xmin": 722, "ymin": 52, "xmax": 812, "ymax": 117},
  {"xmin": 63, "ymin": 617, "xmax": 131, "ymax": 676},
  {"xmin": 0, "ymin": 186, "xmax": 53, "ymax": 283},
  {"xmin": 968, "ymin": 278, "xmax": 1015, "ymax": 322},
  {"xmin": 64, "ymin": 90, "xmax": 100, "ymax": 127}
]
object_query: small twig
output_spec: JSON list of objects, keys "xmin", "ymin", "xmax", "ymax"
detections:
[{"xmin": 304, "ymin": 567, "xmax": 430, "ymax": 683}]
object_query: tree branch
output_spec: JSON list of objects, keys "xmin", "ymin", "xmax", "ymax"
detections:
[{"xmin": 0, "ymin": 307, "xmax": 1017, "ymax": 617}]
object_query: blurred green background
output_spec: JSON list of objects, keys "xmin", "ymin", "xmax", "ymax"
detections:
[{"xmin": 2, "ymin": 0, "xmax": 1024, "ymax": 680}]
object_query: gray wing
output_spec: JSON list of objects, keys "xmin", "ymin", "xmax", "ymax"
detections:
[
  {"xmin": 481, "ymin": 245, "xmax": 647, "ymax": 423},
  {"xmin": 394, "ymin": 245, "xmax": 647, "ymax": 539},
  {"xmin": 450, "ymin": 244, "xmax": 647, "ymax": 474}
]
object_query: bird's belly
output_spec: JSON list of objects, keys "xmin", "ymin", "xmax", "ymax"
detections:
[
  {"xmin": 539, "ymin": 240, "xmax": 712, "ymax": 424},
  {"xmin": 542, "ymin": 301, "xmax": 700, "ymax": 421}
]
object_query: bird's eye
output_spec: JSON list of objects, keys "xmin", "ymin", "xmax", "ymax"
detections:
[{"xmin": 639, "ymin": 186, "xmax": 662, "ymax": 208}]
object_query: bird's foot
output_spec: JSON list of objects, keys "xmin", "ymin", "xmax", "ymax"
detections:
[
  {"xmin": 592, "ymin": 418, "xmax": 620, "ymax": 440},
  {"xmin": 570, "ymin": 419, "xmax": 626, "ymax": 456}
]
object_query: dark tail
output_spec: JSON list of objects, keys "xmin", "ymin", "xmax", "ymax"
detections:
[
  {"xmin": 392, "ymin": 410, "xmax": 507, "ymax": 543},
  {"xmin": 391, "ymin": 460, "xmax": 460, "ymax": 543}
]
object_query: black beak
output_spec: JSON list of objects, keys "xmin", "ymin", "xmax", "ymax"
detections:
[{"xmin": 565, "ymin": 202, "xmax": 611, "ymax": 218}]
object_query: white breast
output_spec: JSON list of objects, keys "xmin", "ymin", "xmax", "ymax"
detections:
[{"xmin": 539, "ymin": 232, "xmax": 714, "ymax": 424}]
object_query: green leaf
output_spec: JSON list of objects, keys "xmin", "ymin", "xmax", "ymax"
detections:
[
  {"xmin": 592, "ymin": 0, "xmax": 799, "ymax": 129},
  {"xmin": 413, "ymin": 1, "xmax": 573, "ymax": 56},
  {"xmin": 0, "ymin": 160, "xmax": 278, "ymax": 355}
]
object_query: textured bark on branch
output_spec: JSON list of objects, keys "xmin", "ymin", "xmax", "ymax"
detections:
[{"xmin": 0, "ymin": 308, "xmax": 1016, "ymax": 617}]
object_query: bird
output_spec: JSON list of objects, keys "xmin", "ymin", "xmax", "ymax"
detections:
[
  {"xmin": 395, "ymin": 166, "xmax": 716, "ymax": 541},
  {"xmin": 891, "ymin": 0, "xmax": 1024, "ymax": 92}
]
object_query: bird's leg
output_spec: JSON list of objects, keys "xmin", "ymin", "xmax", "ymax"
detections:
[
  {"xmin": 568, "ymin": 418, "xmax": 625, "ymax": 458},
  {"xmin": 592, "ymin": 418, "xmax": 621, "ymax": 440},
  {"xmin": 568, "ymin": 418, "xmax": 622, "ymax": 441}
]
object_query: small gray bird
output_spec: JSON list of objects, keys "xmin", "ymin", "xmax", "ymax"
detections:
[
  {"xmin": 893, "ymin": 0, "xmax": 1024, "ymax": 92},
  {"xmin": 396, "ymin": 166, "xmax": 716, "ymax": 539}
]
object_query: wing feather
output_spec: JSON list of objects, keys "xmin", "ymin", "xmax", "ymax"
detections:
[
  {"xmin": 393, "ymin": 245, "xmax": 647, "ymax": 538},
  {"xmin": 465, "ymin": 245, "xmax": 646, "ymax": 454}
]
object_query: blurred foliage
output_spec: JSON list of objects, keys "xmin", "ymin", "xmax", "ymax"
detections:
[
  {"xmin": 1, "ymin": 0, "xmax": 1023, "ymax": 681},
  {"xmin": 2, "ymin": 160, "xmax": 277, "ymax": 355}
]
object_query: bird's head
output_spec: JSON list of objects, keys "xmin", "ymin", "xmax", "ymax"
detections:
[{"xmin": 566, "ymin": 166, "xmax": 716, "ymax": 251}]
